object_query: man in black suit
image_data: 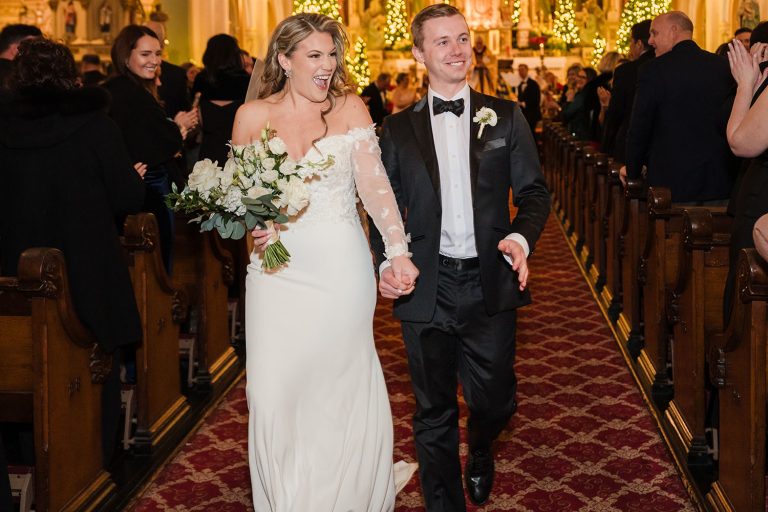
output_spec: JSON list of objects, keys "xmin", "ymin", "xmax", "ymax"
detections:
[
  {"xmin": 0, "ymin": 24, "xmax": 41, "ymax": 88},
  {"xmin": 601, "ymin": 19, "xmax": 653, "ymax": 161},
  {"xmin": 360, "ymin": 72, "xmax": 391, "ymax": 127},
  {"xmin": 515, "ymin": 63, "xmax": 541, "ymax": 134},
  {"xmin": 623, "ymin": 11, "xmax": 737, "ymax": 202},
  {"xmin": 144, "ymin": 21, "xmax": 191, "ymax": 119},
  {"xmin": 372, "ymin": 5, "xmax": 550, "ymax": 510}
]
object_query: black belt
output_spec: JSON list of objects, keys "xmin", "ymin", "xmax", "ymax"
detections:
[{"xmin": 439, "ymin": 255, "xmax": 479, "ymax": 271}]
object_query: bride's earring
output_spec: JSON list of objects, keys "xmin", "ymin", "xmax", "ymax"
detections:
[{"xmin": 284, "ymin": 68, "xmax": 292, "ymax": 79}]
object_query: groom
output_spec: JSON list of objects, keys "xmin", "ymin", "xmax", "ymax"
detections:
[{"xmin": 371, "ymin": 4, "xmax": 550, "ymax": 511}]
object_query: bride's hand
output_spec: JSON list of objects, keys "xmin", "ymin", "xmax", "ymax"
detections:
[
  {"xmin": 389, "ymin": 255, "xmax": 419, "ymax": 296},
  {"xmin": 251, "ymin": 223, "xmax": 280, "ymax": 252}
]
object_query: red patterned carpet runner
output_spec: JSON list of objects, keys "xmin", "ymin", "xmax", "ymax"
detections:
[{"xmin": 128, "ymin": 214, "xmax": 695, "ymax": 511}]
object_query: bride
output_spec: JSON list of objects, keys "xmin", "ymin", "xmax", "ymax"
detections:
[{"xmin": 231, "ymin": 13, "xmax": 419, "ymax": 511}]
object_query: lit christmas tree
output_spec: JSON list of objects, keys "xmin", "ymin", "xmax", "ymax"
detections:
[
  {"xmin": 591, "ymin": 36, "xmax": 606, "ymax": 67},
  {"xmin": 553, "ymin": 0, "xmax": 580, "ymax": 46},
  {"xmin": 616, "ymin": 0, "xmax": 670, "ymax": 54},
  {"xmin": 346, "ymin": 37, "xmax": 371, "ymax": 94},
  {"xmin": 384, "ymin": 0, "xmax": 411, "ymax": 49},
  {"xmin": 292, "ymin": 0, "xmax": 342, "ymax": 22}
]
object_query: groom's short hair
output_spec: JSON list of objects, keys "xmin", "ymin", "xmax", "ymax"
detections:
[{"xmin": 411, "ymin": 4, "xmax": 464, "ymax": 49}]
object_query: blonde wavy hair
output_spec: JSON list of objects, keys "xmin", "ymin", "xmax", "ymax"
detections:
[{"xmin": 258, "ymin": 13, "xmax": 351, "ymax": 138}]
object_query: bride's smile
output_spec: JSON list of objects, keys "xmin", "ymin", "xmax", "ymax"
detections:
[{"xmin": 278, "ymin": 31, "xmax": 338, "ymax": 103}]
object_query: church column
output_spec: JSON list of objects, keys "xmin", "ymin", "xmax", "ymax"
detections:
[{"xmin": 188, "ymin": 0, "xmax": 230, "ymax": 61}]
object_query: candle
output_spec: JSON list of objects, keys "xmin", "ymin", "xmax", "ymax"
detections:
[{"xmin": 539, "ymin": 42, "xmax": 544, "ymax": 57}]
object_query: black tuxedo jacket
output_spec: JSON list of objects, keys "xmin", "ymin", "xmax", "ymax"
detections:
[
  {"xmin": 602, "ymin": 50, "xmax": 654, "ymax": 161},
  {"xmin": 372, "ymin": 89, "xmax": 551, "ymax": 322},
  {"xmin": 517, "ymin": 77, "xmax": 541, "ymax": 130},
  {"xmin": 625, "ymin": 40, "xmax": 737, "ymax": 202},
  {"xmin": 361, "ymin": 82, "xmax": 387, "ymax": 126},
  {"xmin": 159, "ymin": 60, "xmax": 191, "ymax": 119}
]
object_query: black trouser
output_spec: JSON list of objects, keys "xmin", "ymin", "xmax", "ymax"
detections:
[
  {"xmin": 401, "ymin": 263, "xmax": 517, "ymax": 512},
  {"xmin": 0, "ymin": 438, "xmax": 11, "ymax": 512}
]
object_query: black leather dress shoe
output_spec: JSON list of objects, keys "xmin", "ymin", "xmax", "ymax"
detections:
[{"xmin": 465, "ymin": 449, "xmax": 494, "ymax": 505}]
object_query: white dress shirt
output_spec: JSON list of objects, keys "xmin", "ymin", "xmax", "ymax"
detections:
[{"xmin": 428, "ymin": 84, "xmax": 530, "ymax": 261}]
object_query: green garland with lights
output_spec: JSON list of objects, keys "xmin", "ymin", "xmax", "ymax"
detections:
[
  {"xmin": 346, "ymin": 36, "xmax": 371, "ymax": 94},
  {"xmin": 616, "ymin": 0, "xmax": 670, "ymax": 53},
  {"xmin": 384, "ymin": 0, "xmax": 411, "ymax": 49},
  {"xmin": 292, "ymin": 0, "xmax": 342, "ymax": 22},
  {"xmin": 553, "ymin": 0, "xmax": 580, "ymax": 46}
]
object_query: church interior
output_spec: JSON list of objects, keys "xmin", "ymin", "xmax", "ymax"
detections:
[{"xmin": 1, "ymin": 0, "xmax": 768, "ymax": 511}]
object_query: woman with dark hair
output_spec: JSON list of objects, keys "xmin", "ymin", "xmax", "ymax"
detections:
[
  {"xmin": 103, "ymin": 24, "xmax": 194, "ymax": 271},
  {"xmin": 0, "ymin": 38, "xmax": 145, "ymax": 466},
  {"xmin": 192, "ymin": 33, "xmax": 251, "ymax": 165}
]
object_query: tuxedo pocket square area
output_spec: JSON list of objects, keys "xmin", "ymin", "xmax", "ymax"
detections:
[{"xmin": 482, "ymin": 138, "xmax": 506, "ymax": 151}]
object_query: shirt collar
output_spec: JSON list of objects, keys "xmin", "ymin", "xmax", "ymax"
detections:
[{"xmin": 429, "ymin": 83, "xmax": 470, "ymax": 111}]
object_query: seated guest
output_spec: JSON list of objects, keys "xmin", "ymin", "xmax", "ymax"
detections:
[
  {"xmin": 0, "ymin": 24, "xmax": 41, "ymax": 88},
  {"xmin": 80, "ymin": 53, "xmax": 106, "ymax": 86},
  {"xmin": 193, "ymin": 34, "xmax": 250, "ymax": 165},
  {"xmin": 722, "ymin": 38, "xmax": 768, "ymax": 318},
  {"xmin": 103, "ymin": 25, "xmax": 191, "ymax": 273},
  {"xmin": 0, "ymin": 38, "xmax": 145, "ymax": 465},
  {"xmin": 623, "ymin": 12, "xmax": 738, "ymax": 204},
  {"xmin": 735, "ymin": 27, "xmax": 752, "ymax": 49}
]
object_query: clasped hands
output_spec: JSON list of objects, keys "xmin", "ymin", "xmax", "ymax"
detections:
[{"xmin": 379, "ymin": 257, "xmax": 419, "ymax": 299}]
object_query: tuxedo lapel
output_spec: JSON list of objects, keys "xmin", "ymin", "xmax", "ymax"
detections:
[
  {"xmin": 468, "ymin": 89, "xmax": 487, "ymax": 204},
  {"xmin": 409, "ymin": 96, "xmax": 441, "ymax": 204}
]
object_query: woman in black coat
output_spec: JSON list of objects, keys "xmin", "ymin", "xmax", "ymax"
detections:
[
  {"xmin": 193, "ymin": 34, "xmax": 251, "ymax": 166},
  {"xmin": 103, "ymin": 25, "xmax": 190, "ymax": 272},
  {"xmin": 0, "ymin": 38, "xmax": 145, "ymax": 465}
]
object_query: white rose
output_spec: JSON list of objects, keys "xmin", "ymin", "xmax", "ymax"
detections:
[
  {"xmin": 262, "ymin": 157, "xmax": 276, "ymax": 170},
  {"xmin": 261, "ymin": 168, "xmax": 279, "ymax": 183},
  {"xmin": 258, "ymin": 149, "xmax": 268, "ymax": 160},
  {"xmin": 240, "ymin": 175, "xmax": 254, "ymax": 189},
  {"xmin": 268, "ymin": 137, "xmax": 287, "ymax": 156},
  {"xmin": 188, "ymin": 159, "xmax": 221, "ymax": 194},
  {"xmin": 247, "ymin": 186, "xmax": 272, "ymax": 199},
  {"xmin": 280, "ymin": 158, "xmax": 298, "ymax": 175},
  {"xmin": 242, "ymin": 145, "xmax": 256, "ymax": 162},
  {"xmin": 284, "ymin": 176, "xmax": 310, "ymax": 216}
]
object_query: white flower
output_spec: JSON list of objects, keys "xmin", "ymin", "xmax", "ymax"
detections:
[
  {"xmin": 188, "ymin": 159, "xmax": 221, "ymax": 195},
  {"xmin": 216, "ymin": 187, "xmax": 246, "ymax": 215},
  {"xmin": 260, "ymin": 168, "xmax": 279, "ymax": 183},
  {"xmin": 279, "ymin": 158, "xmax": 298, "ymax": 175},
  {"xmin": 283, "ymin": 176, "xmax": 310, "ymax": 216},
  {"xmin": 268, "ymin": 137, "xmax": 287, "ymax": 156},
  {"xmin": 247, "ymin": 185, "xmax": 272, "ymax": 199},
  {"xmin": 262, "ymin": 157, "xmax": 276, "ymax": 171},
  {"xmin": 220, "ymin": 159, "xmax": 237, "ymax": 189},
  {"xmin": 472, "ymin": 107, "xmax": 498, "ymax": 139},
  {"xmin": 239, "ymin": 175, "xmax": 254, "ymax": 189}
]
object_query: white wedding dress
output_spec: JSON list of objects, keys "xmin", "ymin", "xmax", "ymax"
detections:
[{"xmin": 245, "ymin": 126, "xmax": 416, "ymax": 511}]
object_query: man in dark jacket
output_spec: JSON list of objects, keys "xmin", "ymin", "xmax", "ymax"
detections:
[
  {"xmin": 0, "ymin": 24, "xmax": 41, "ymax": 88},
  {"xmin": 360, "ymin": 72, "xmax": 391, "ymax": 127},
  {"xmin": 624, "ymin": 11, "xmax": 737, "ymax": 203},
  {"xmin": 515, "ymin": 63, "xmax": 541, "ymax": 134},
  {"xmin": 601, "ymin": 19, "xmax": 653, "ymax": 161}
]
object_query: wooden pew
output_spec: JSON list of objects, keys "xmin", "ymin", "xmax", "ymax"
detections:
[
  {"xmin": 601, "ymin": 163, "xmax": 625, "ymax": 322},
  {"xmin": 617, "ymin": 177, "xmax": 647, "ymax": 360},
  {"xmin": 564, "ymin": 140, "xmax": 587, "ymax": 236},
  {"xmin": 706, "ymin": 248, "xmax": 768, "ymax": 512},
  {"xmin": 174, "ymin": 217, "xmax": 239, "ymax": 394},
  {"xmin": 638, "ymin": 187, "xmax": 678, "ymax": 409},
  {"xmin": 587, "ymin": 154, "xmax": 610, "ymax": 288},
  {"xmin": 122, "ymin": 213, "xmax": 190, "ymax": 454},
  {"xmin": 663, "ymin": 207, "xmax": 730, "ymax": 483},
  {"xmin": 0, "ymin": 248, "xmax": 115, "ymax": 511},
  {"xmin": 572, "ymin": 145, "xmax": 595, "ymax": 257}
]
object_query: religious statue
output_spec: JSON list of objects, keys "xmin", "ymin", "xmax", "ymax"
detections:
[
  {"xmin": 99, "ymin": 1, "xmax": 113, "ymax": 36},
  {"xmin": 361, "ymin": 0, "xmax": 386, "ymax": 50},
  {"xmin": 18, "ymin": 4, "xmax": 30, "ymax": 24},
  {"xmin": 578, "ymin": 0, "xmax": 603, "ymax": 44},
  {"xmin": 64, "ymin": 1, "xmax": 77, "ymax": 38},
  {"xmin": 737, "ymin": 0, "xmax": 760, "ymax": 29},
  {"xmin": 149, "ymin": 3, "xmax": 169, "ymax": 23}
]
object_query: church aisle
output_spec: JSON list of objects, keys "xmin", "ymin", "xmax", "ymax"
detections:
[{"xmin": 128, "ymin": 212, "xmax": 695, "ymax": 511}]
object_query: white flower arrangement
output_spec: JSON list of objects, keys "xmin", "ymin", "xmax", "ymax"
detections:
[
  {"xmin": 166, "ymin": 125, "xmax": 334, "ymax": 270},
  {"xmin": 473, "ymin": 107, "xmax": 498, "ymax": 139}
]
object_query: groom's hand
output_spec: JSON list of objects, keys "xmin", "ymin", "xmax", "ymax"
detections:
[
  {"xmin": 498, "ymin": 239, "xmax": 529, "ymax": 291},
  {"xmin": 379, "ymin": 266, "xmax": 415, "ymax": 299}
]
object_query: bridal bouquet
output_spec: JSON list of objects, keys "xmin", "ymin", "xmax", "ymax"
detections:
[{"xmin": 166, "ymin": 126, "xmax": 334, "ymax": 270}]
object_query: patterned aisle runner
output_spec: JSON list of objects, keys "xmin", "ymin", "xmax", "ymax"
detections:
[{"xmin": 129, "ymin": 213, "xmax": 695, "ymax": 511}]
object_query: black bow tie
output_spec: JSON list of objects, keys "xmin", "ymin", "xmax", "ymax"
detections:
[{"xmin": 433, "ymin": 97, "xmax": 464, "ymax": 117}]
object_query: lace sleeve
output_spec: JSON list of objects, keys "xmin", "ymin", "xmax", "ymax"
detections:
[{"xmin": 349, "ymin": 125, "xmax": 411, "ymax": 260}]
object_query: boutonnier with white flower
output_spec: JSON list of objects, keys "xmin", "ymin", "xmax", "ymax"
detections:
[
  {"xmin": 473, "ymin": 107, "xmax": 498, "ymax": 139},
  {"xmin": 166, "ymin": 124, "xmax": 334, "ymax": 270}
]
